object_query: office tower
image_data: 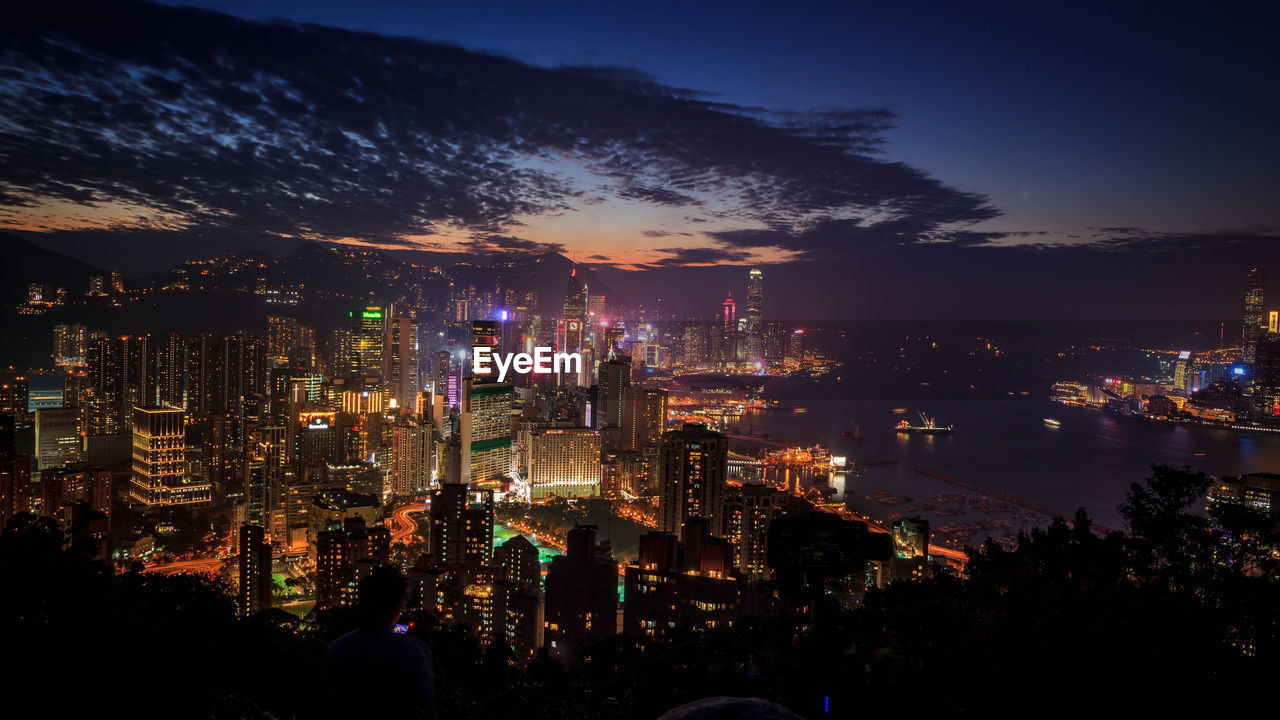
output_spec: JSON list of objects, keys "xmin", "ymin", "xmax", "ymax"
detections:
[
  {"xmin": 587, "ymin": 293, "xmax": 606, "ymax": 320},
  {"xmin": 1244, "ymin": 267, "xmax": 1266, "ymax": 366},
  {"xmin": 130, "ymin": 406, "xmax": 211, "ymax": 506},
  {"xmin": 385, "ymin": 308, "xmax": 418, "ymax": 412},
  {"xmin": 516, "ymin": 426, "xmax": 602, "ymax": 500},
  {"xmin": 787, "ymin": 329, "xmax": 804, "ymax": 365},
  {"xmin": 1253, "ymin": 336, "xmax": 1280, "ymax": 421},
  {"xmin": 52, "ymin": 323, "xmax": 88, "ymax": 367},
  {"xmin": 596, "ymin": 352, "xmax": 630, "ymax": 432},
  {"xmin": 157, "ymin": 332, "xmax": 185, "ymax": 408},
  {"xmin": 622, "ymin": 386, "xmax": 668, "ymax": 453},
  {"xmin": 267, "ymin": 316, "xmax": 300, "ymax": 366},
  {"xmin": 296, "ymin": 411, "xmax": 342, "ymax": 475},
  {"xmin": 623, "ymin": 519, "xmax": 738, "ymax": 638},
  {"xmin": 460, "ymin": 376, "xmax": 512, "ymax": 487},
  {"xmin": 390, "ymin": 417, "xmax": 432, "ymax": 497},
  {"xmin": 470, "ymin": 320, "xmax": 500, "ymax": 380},
  {"xmin": 745, "ymin": 268, "xmax": 763, "ymax": 367},
  {"xmin": 563, "ymin": 267, "xmax": 587, "ymax": 327},
  {"xmin": 35, "ymin": 408, "xmax": 81, "ymax": 471},
  {"xmin": 238, "ymin": 523, "xmax": 273, "ymax": 616},
  {"xmin": 721, "ymin": 293, "xmax": 737, "ymax": 367},
  {"xmin": 658, "ymin": 423, "xmax": 729, "ymax": 538},
  {"xmin": 723, "ymin": 483, "xmax": 788, "ymax": 580},
  {"xmin": 348, "ymin": 306, "xmax": 385, "ymax": 379},
  {"xmin": 429, "ymin": 479, "xmax": 494, "ymax": 566},
  {"xmin": 544, "ymin": 525, "xmax": 618, "ymax": 661}
]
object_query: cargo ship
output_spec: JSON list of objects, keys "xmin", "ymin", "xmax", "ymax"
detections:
[{"xmin": 895, "ymin": 412, "xmax": 954, "ymax": 435}]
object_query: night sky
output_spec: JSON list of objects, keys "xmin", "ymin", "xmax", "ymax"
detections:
[{"xmin": 3, "ymin": 0, "xmax": 1279, "ymax": 319}]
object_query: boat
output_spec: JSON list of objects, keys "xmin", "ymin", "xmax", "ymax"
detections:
[
  {"xmin": 840, "ymin": 418, "xmax": 865, "ymax": 442},
  {"xmin": 895, "ymin": 412, "xmax": 954, "ymax": 435},
  {"xmin": 1043, "ymin": 417, "xmax": 1061, "ymax": 427}
]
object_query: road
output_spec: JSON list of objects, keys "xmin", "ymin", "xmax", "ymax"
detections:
[
  {"xmin": 145, "ymin": 557, "xmax": 225, "ymax": 575},
  {"xmin": 390, "ymin": 501, "xmax": 429, "ymax": 544}
]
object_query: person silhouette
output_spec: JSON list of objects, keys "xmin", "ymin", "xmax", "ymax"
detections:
[{"xmin": 320, "ymin": 564, "xmax": 437, "ymax": 720}]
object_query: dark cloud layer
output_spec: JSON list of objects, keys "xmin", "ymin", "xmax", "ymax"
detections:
[{"xmin": 0, "ymin": 0, "xmax": 995, "ymax": 255}]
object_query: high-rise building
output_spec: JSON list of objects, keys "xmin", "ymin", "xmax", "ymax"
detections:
[
  {"xmin": 623, "ymin": 519, "xmax": 738, "ymax": 638},
  {"xmin": 1244, "ymin": 267, "xmax": 1266, "ymax": 367},
  {"xmin": 460, "ymin": 377, "xmax": 512, "ymax": 487},
  {"xmin": 130, "ymin": 406, "xmax": 211, "ymax": 506},
  {"xmin": 385, "ymin": 308, "xmax": 419, "ymax": 412},
  {"xmin": 516, "ymin": 426, "xmax": 601, "ymax": 500},
  {"xmin": 595, "ymin": 352, "xmax": 630, "ymax": 432},
  {"xmin": 52, "ymin": 323, "xmax": 88, "ymax": 367},
  {"xmin": 544, "ymin": 525, "xmax": 618, "ymax": 661},
  {"xmin": 122, "ymin": 334, "xmax": 158, "ymax": 409},
  {"xmin": 348, "ymin": 306, "xmax": 385, "ymax": 379},
  {"xmin": 723, "ymin": 483, "xmax": 788, "ymax": 580},
  {"xmin": 1253, "ymin": 336, "xmax": 1280, "ymax": 421},
  {"xmin": 315, "ymin": 516, "xmax": 391, "ymax": 610},
  {"xmin": 721, "ymin": 293, "xmax": 737, "ymax": 367},
  {"xmin": 622, "ymin": 386, "xmax": 668, "ymax": 453},
  {"xmin": 267, "ymin": 316, "xmax": 300, "ymax": 366},
  {"xmin": 390, "ymin": 417, "xmax": 433, "ymax": 497},
  {"xmin": 35, "ymin": 408, "xmax": 81, "ymax": 471},
  {"xmin": 429, "ymin": 479, "xmax": 494, "ymax": 566},
  {"xmin": 238, "ymin": 523, "xmax": 273, "ymax": 616},
  {"xmin": 745, "ymin": 269, "xmax": 763, "ymax": 367},
  {"xmin": 157, "ymin": 332, "xmax": 186, "ymax": 408},
  {"xmin": 888, "ymin": 517, "xmax": 931, "ymax": 582},
  {"xmin": 658, "ymin": 423, "xmax": 729, "ymax": 538}
]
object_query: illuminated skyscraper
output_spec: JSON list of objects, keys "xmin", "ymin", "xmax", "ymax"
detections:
[
  {"xmin": 384, "ymin": 307, "xmax": 418, "ymax": 411},
  {"xmin": 429, "ymin": 477, "xmax": 494, "ymax": 566},
  {"xmin": 157, "ymin": 331, "xmax": 185, "ymax": 408},
  {"xmin": 658, "ymin": 423, "xmax": 729, "ymax": 538},
  {"xmin": 130, "ymin": 405, "xmax": 210, "ymax": 506},
  {"xmin": 596, "ymin": 351, "xmax": 630, "ymax": 432},
  {"xmin": 52, "ymin": 323, "xmax": 87, "ymax": 367},
  {"xmin": 721, "ymin": 293, "xmax": 737, "ymax": 367},
  {"xmin": 35, "ymin": 408, "xmax": 81, "ymax": 471},
  {"xmin": 563, "ymin": 267, "xmax": 587, "ymax": 326},
  {"xmin": 516, "ymin": 426, "xmax": 602, "ymax": 500},
  {"xmin": 267, "ymin": 316, "xmax": 300, "ymax": 366},
  {"xmin": 745, "ymin": 268, "xmax": 763, "ymax": 367},
  {"xmin": 622, "ymin": 386, "xmax": 667, "ymax": 453},
  {"xmin": 348, "ymin": 306, "xmax": 385, "ymax": 379},
  {"xmin": 122, "ymin": 334, "xmax": 158, "ymax": 408},
  {"xmin": 237, "ymin": 523, "xmax": 272, "ymax": 616},
  {"xmin": 460, "ymin": 377, "xmax": 512, "ymax": 488},
  {"xmin": 1243, "ymin": 267, "xmax": 1266, "ymax": 366}
]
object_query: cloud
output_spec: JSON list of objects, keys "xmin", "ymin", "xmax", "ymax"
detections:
[
  {"xmin": 647, "ymin": 246, "xmax": 754, "ymax": 267},
  {"xmin": 1, "ymin": 0, "xmax": 996, "ymax": 256}
]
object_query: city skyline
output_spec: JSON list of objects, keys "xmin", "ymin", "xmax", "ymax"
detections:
[
  {"xmin": 3, "ymin": 1, "xmax": 1280, "ymax": 319},
  {"xmin": 5, "ymin": 4, "xmax": 1280, "ymax": 718}
]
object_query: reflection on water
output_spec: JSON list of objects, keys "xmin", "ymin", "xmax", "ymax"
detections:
[{"xmin": 738, "ymin": 398, "xmax": 1280, "ymax": 541}]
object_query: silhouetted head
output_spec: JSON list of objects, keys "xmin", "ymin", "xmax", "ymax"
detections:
[{"xmin": 358, "ymin": 564, "xmax": 409, "ymax": 631}]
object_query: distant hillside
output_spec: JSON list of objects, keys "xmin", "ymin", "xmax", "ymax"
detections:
[{"xmin": 0, "ymin": 231, "xmax": 105, "ymax": 304}]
